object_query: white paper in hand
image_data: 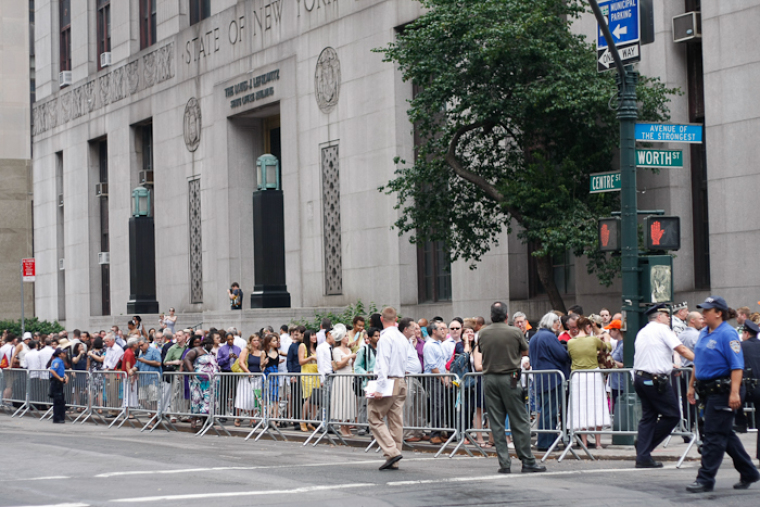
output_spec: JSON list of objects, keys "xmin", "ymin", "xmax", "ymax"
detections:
[{"xmin": 364, "ymin": 380, "xmax": 394, "ymax": 398}]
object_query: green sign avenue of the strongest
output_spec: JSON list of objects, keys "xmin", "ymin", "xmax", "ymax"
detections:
[{"xmin": 635, "ymin": 149, "xmax": 683, "ymax": 168}]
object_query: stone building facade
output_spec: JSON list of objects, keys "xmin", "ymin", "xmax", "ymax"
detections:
[
  {"xmin": 0, "ymin": 0, "xmax": 34, "ymax": 320},
  {"xmin": 31, "ymin": 1, "xmax": 760, "ymax": 333}
]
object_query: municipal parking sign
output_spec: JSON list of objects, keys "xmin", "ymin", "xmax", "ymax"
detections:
[{"xmin": 597, "ymin": 0, "xmax": 642, "ymax": 72}]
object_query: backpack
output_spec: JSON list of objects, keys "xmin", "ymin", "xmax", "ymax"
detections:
[{"xmin": 450, "ymin": 353, "xmax": 475, "ymax": 389}]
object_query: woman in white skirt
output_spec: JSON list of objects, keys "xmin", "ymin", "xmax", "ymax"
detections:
[
  {"xmin": 234, "ymin": 334, "xmax": 265, "ymax": 426},
  {"xmin": 330, "ymin": 324, "xmax": 357, "ymax": 438},
  {"xmin": 567, "ymin": 316, "xmax": 612, "ymax": 449}
]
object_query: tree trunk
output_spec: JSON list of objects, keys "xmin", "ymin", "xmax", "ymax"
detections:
[{"xmin": 535, "ymin": 253, "xmax": 567, "ymax": 314}]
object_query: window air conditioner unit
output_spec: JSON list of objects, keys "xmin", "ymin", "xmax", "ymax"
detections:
[
  {"xmin": 672, "ymin": 12, "xmax": 701, "ymax": 43},
  {"xmin": 59, "ymin": 258, "xmax": 65, "ymax": 271},
  {"xmin": 100, "ymin": 52, "xmax": 112, "ymax": 68},
  {"xmin": 139, "ymin": 170, "xmax": 154, "ymax": 186},
  {"xmin": 98, "ymin": 252, "xmax": 110, "ymax": 265},
  {"xmin": 58, "ymin": 193, "xmax": 64, "ymax": 207},
  {"xmin": 95, "ymin": 182, "xmax": 108, "ymax": 196},
  {"xmin": 59, "ymin": 70, "xmax": 72, "ymax": 87}
]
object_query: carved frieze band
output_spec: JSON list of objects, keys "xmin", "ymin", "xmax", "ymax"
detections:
[{"xmin": 33, "ymin": 42, "xmax": 175, "ymax": 136}]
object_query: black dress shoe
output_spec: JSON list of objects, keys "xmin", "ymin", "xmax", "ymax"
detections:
[
  {"xmin": 733, "ymin": 425, "xmax": 748, "ymax": 434},
  {"xmin": 379, "ymin": 455, "xmax": 403, "ymax": 470},
  {"xmin": 498, "ymin": 468, "xmax": 511, "ymax": 474},
  {"xmin": 521, "ymin": 464, "xmax": 547, "ymax": 473},
  {"xmin": 686, "ymin": 481, "xmax": 713, "ymax": 493},
  {"xmin": 734, "ymin": 476, "xmax": 760, "ymax": 490},
  {"xmin": 635, "ymin": 460, "xmax": 663, "ymax": 469}
]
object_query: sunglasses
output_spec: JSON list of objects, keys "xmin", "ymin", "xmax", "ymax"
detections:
[{"xmin": 449, "ymin": 327, "xmax": 462, "ymax": 331}]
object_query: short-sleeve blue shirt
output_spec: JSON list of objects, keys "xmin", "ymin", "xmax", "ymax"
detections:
[
  {"xmin": 50, "ymin": 357, "xmax": 65, "ymax": 378},
  {"xmin": 694, "ymin": 321, "xmax": 744, "ymax": 380},
  {"xmin": 136, "ymin": 346, "xmax": 163, "ymax": 374}
]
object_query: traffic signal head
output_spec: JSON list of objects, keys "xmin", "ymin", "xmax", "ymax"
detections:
[
  {"xmin": 645, "ymin": 216, "xmax": 680, "ymax": 251},
  {"xmin": 598, "ymin": 217, "xmax": 621, "ymax": 252}
]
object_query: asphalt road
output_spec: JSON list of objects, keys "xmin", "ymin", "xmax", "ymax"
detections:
[{"xmin": 1, "ymin": 416, "xmax": 758, "ymax": 507}]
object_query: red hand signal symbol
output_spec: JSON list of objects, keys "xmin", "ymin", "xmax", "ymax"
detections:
[
  {"xmin": 650, "ymin": 221, "xmax": 665, "ymax": 246},
  {"xmin": 601, "ymin": 224, "xmax": 610, "ymax": 247}
]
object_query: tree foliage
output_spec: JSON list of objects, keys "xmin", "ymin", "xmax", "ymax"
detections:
[
  {"xmin": 376, "ymin": 0, "xmax": 679, "ymax": 311},
  {"xmin": 0, "ymin": 317, "xmax": 65, "ymax": 336}
]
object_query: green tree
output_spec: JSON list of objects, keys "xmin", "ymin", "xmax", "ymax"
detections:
[{"xmin": 376, "ymin": 0, "xmax": 678, "ymax": 312}]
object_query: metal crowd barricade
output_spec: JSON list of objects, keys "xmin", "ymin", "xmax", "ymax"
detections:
[
  {"xmin": 451, "ymin": 370, "xmax": 569, "ymax": 462},
  {"xmin": 62, "ymin": 370, "xmax": 91, "ymax": 423},
  {"xmin": 2, "ymin": 368, "xmax": 30, "ymax": 417},
  {"xmin": 558, "ymin": 367, "xmax": 696, "ymax": 468},
  {"xmin": 159, "ymin": 371, "xmax": 225, "ymax": 436},
  {"xmin": 207, "ymin": 371, "xmax": 267, "ymax": 439},
  {"xmin": 325, "ymin": 373, "xmax": 375, "ymax": 444},
  {"xmin": 116, "ymin": 371, "xmax": 163, "ymax": 431},
  {"xmin": 86, "ymin": 370, "xmax": 128, "ymax": 426},
  {"xmin": 26, "ymin": 368, "xmax": 53, "ymax": 419},
  {"xmin": 389, "ymin": 373, "xmax": 459, "ymax": 458},
  {"xmin": 261, "ymin": 372, "xmax": 336, "ymax": 446}
]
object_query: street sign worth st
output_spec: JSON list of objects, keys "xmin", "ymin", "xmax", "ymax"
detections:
[
  {"xmin": 635, "ymin": 149, "xmax": 683, "ymax": 168},
  {"xmin": 597, "ymin": 0, "xmax": 641, "ymax": 72}
]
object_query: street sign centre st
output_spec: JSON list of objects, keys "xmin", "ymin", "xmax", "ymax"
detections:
[{"xmin": 590, "ymin": 171, "xmax": 621, "ymax": 193}]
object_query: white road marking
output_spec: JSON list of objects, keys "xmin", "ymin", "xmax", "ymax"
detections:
[
  {"xmin": 387, "ymin": 464, "xmax": 696, "ymax": 486},
  {"xmin": 110, "ymin": 483, "xmax": 375, "ymax": 503},
  {"xmin": 107, "ymin": 464, "xmax": 696, "ymax": 503},
  {"xmin": 8, "ymin": 504, "xmax": 89, "ymax": 507},
  {"xmin": 94, "ymin": 456, "xmax": 445, "ymax": 478},
  {"xmin": 1, "ymin": 476, "xmax": 71, "ymax": 483}
]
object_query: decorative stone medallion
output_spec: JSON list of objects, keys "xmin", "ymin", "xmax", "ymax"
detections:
[
  {"xmin": 183, "ymin": 97, "xmax": 202, "ymax": 152},
  {"xmin": 315, "ymin": 47, "xmax": 341, "ymax": 114}
]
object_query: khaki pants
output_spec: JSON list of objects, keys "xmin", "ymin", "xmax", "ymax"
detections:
[{"xmin": 368, "ymin": 378, "xmax": 407, "ymax": 459}]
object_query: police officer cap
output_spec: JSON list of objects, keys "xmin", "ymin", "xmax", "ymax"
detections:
[
  {"xmin": 743, "ymin": 320, "xmax": 760, "ymax": 336},
  {"xmin": 696, "ymin": 295, "xmax": 729, "ymax": 311},
  {"xmin": 644, "ymin": 303, "xmax": 669, "ymax": 316}
]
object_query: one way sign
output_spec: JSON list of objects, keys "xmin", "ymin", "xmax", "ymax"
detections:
[{"xmin": 596, "ymin": 0, "xmax": 642, "ymax": 72}]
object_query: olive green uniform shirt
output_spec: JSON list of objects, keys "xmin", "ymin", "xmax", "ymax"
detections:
[{"xmin": 477, "ymin": 322, "xmax": 528, "ymax": 374}]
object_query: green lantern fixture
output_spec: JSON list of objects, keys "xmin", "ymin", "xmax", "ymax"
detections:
[
  {"xmin": 132, "ymin": 186, "xmax": 152, "ymax": 217},
  {"xmin": 256, "ymin": 153, "xmax": 281, "ymax": 190}
]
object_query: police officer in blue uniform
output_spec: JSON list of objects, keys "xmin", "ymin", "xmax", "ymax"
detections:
[
  {"xmin": 686, "ymin": 296, "xmax": 760, "ymax": 492},
  {"xmin": 734, "ymin": 319, "xmax": 760, "ymax": 463}
]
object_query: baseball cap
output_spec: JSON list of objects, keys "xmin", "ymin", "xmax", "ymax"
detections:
[
  {"xmin": 604, "ymin": 319, "xmax": 622, "ymax": 330},
  {"xmin": 696, "ymin": 296, "xmax": 729, "ymax": 312}
]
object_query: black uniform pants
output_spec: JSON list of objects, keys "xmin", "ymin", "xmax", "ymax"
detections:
[
  {"xmin": 50, "ymin": 379, "xmax": 66, "ymax": 423},
  {"xmin": 696, "ymin": 392, "xmax": 759, "ymax": 487},
  {"xmin": 634, "ymin": 375, "xmax": 680, "ymax": 462},
  {"xmin": 734, "ymin": 386, "xmax": 760, "ymax": 458}
]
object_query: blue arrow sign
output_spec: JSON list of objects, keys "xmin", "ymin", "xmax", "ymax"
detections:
[
  {"xmin": 598, "ymin": 0, "xmax": 640, "ymax": 49},
  {"xmin": 635, "ymin": 123, "xmax": 703, "ymax": 144}
]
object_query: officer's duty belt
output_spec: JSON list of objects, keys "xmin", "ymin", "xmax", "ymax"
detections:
[{"xmin": 635, "ymin": 370, "xmax": 669, "ymax": 381}]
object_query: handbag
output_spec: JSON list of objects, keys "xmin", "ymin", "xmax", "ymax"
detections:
[
  {"xmin": 598, "ymin": 346, "xmax": 616, "ymax": 370},
  {"xmin": 231, "ymin": 356, "xmax": 243, "ymax": 373}
]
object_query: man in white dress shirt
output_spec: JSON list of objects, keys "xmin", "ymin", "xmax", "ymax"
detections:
[{"xmin": 368, "ymin": 306, "xmax": 409, "ymax": 470}]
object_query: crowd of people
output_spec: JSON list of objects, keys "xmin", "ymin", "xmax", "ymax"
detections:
[{"xmin": 2, "ymin": 299, "xmax": 759, "ymax": 482}]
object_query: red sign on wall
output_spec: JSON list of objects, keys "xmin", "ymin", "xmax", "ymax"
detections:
[{"xmin": 22, "ymin": 258, "xmax": 35, "ymax": 282}]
